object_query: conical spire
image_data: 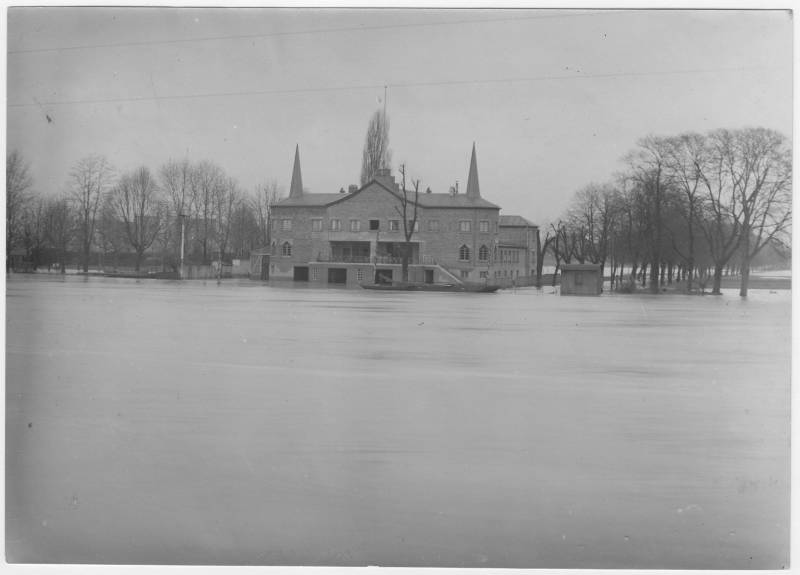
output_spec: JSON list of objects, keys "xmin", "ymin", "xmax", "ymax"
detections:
[
  {"xmin": 466, "ymin": 142, "xmax": 480, "ymax": 198},
  {"xmin": 289, "ymin": 144, "xmax": 303, "ymax": 198}
]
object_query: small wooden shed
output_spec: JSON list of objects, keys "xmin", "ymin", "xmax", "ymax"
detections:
[{"xmin": 560, "ymin": 263, "xmax": 603, "ymax": 295}]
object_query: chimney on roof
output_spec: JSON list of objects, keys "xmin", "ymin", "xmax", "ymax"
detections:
[
  {"xmin": 348, "ymin": 184, "xmax": 358, "ymax": 193},
  {"xmin": 374, "ymin": 168, "xmax": 396, "ymax": 188}
]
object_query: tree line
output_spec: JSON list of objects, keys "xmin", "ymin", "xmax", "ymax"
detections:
[
  {"xmin": 6, "ymin": 153, "xmax": 284, "ymax": 273},
  {"xmin": 541, "ymin": 127, "xmax": 791, "ymax": 297}
]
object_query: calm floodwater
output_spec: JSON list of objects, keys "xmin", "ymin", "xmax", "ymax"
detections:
[{"xmin": 5, "ymin": 275, "xmax": 791, "ymax": 568}]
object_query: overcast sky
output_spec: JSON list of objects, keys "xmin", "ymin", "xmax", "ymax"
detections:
[{"xmin": 6, "ymin": 7, "xmax": 792, "ymax": 223}]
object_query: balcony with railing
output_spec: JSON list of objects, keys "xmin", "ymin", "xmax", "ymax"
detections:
[{"xmin": 314, "ymin": 253, "xmax": 423, "ymax": 265}]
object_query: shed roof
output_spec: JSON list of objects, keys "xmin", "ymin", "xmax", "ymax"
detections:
[{"xmin": 561, "ymin": 263, "xmax": 602, "ymax": 271}]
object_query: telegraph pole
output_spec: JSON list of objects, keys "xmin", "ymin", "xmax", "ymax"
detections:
[{"xmin": 179, "ymin": 213, "xmax": 186, "ymax": 280}]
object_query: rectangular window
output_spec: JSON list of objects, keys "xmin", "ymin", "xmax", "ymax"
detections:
[
  {"xmin": 389, "ymin": 220, "xmax": 400, "ymax": 232},
  {"xmin": 349, "ymin": 219, "xmax": 361, "ymax": 232},
  {"xmin": 356, "ymin": 269, "xmax": 364, "ymax": 281},
  {"xmin": 369, "ymin": 219, "xmax": 380, "ymax": 231},
  {"xmin": 460, "ymin": 270, "xmax": 469, "ymax": 279},
  {"xmin": 281, "ymin": 219, "xmax": 292, "ymax": 231},
  {"xmin": 479, "ymin": 220, "xmax": 489, "ymax": 233},
  {"xmin": 479, "ymin": 271, "xmax": 488, "ymax": 279},
  {"xmin": 428, "ymin": 219, "xmax": 440, "ymax": 232},
  {"xmin": 311, "ymin": 268, "xmax": 319, "ymax": 280},
  {"xmin": 459, "ymin": 220, "xmax": 472, "ymax": 233},
  {"xmin": 406, "ymin": 220, "xmax": 419, "ymax": 232},
  {"xmin": 330, "ymin": 219, "xmax": 342, "ymax": 231},
  {"xmin": 495, "ymin": 221, "xmax": 499, "ymax": 233},
  {"xmin": 311, "ymin": 218, "xmax": 323, "ymax": 232}
]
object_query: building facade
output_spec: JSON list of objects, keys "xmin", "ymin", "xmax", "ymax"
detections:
[{"xmin": 268, "ymin": 144, "xmax": 538, "ymax": 287}]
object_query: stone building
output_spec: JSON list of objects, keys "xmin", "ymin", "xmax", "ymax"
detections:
[{"xmin": 268, "ymin": 144, "xmax": 538, "ymax": 287}]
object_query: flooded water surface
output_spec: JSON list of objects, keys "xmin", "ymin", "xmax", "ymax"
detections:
[{"xmin": 5, "ymin": 276, "xmax": 791, "ymax": 568}]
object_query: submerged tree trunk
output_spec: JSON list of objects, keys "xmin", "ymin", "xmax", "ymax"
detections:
[
  {"xmin": 401, "ymin": 246, "xmax": 409, "ymax": 283},
  {"xmin": 711, "ymin": 264, "xmax": 724, "ymax": 295},
  {"xmin": 135, "ymin": 251, "xmax": 144, "ymax": 272},
  {"xmin": 739, "ymin": 233, "xmax": 752, "ymax": 297},
  {"xmin": 649, "ymin": 260, "xmax": 660, "ymax": 293}
]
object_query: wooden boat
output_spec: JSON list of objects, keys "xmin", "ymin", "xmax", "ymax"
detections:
[{"xmin": 360, "ymin": 282, "xmax": 500, "ymax": 293}]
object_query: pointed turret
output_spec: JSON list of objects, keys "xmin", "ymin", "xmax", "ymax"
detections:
[
  {"xmin": 466, "ymin": 142, "xmax": 481, "ymax": 199},
  {"xmin": 289, "ymin": 144, "xmax": 303, "ymax": 199}
]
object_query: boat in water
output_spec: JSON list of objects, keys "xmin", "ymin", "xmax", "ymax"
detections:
[{"xmin": 360, "ymin": 282, "xmax": 500, "ymax": 293}]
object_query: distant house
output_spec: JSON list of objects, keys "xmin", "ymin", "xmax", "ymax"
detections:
[
  {"xmin": 496, "ymin": 215, "xmax": 538, "ymax": 286},
  {"xmin": 560, "ymin": 263, "xmax": 603, "ymax": 295},
  {"xmin": 268, "ymin": 144, "xmax": 539, "ymax": 287},
  {"xmin": 8, "ymin": 248, "xmax": 30, "ymax": 272}
]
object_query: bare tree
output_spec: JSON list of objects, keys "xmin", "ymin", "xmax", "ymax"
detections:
[
  {"xmin": 229, "ymin": 200, "xmax": 261, "ymax": 258},
  {"xmin": 360, "ymin": 110, "xmax": 392, "ymax": 185},
  {"xmin": 564, "ymin": 183, "xmax": 619, "ymax": 270},
  {"xmin": 213, "ymin": 176, "xmax": 240, "ymax": 264},
  {"xmin": 624, "ymin": 136, "xmax": 672, "ymax": 293},
  {"xmin": 663, "ymin": 133, "xmax": 707, "ymax": 291},
  {"xmin": 108, "ymin": 167, "xmax": 164, "ymax": 272},
  {"xmin": 160, "ymin": 158, "xmax": 194, "ymax": 264},
  {"xmin": 251, "ymin": 180, "xmax": 283, "ymax": 248},
  {"xmin": 395, "ymin": 164, "xmax": 420, "ymax": 282},
  {"xmin": 535, "ymin": 226, "xmax": 555, "ymax": 287},
  {"xmin": 21, "ymin": 197, "xmax": 47, "ymax": 270},
  {"xmin": 695, "ymin": 130, "xmax": 746, "ymax": 295},
  {"xmin": 7, "ymin": 150, "xmax": 34, "ymax": 264},
  {"xmin": 190, "ymin": 161, "xmax": 225, "ymax": 263},
  {"xmin": 43, "ymin": 196, "xmax": 74, "ymax": 274},
  {"xmin": 68, "ymin": 155, "xmax": 115, "ymax": 272},
  {"xmin": 723, "ymin": 128, "xmax": 792, "ymax": 297},
  {"xmin": 96, "ymin": 200, "xmax": 127, "ymax": 272}
]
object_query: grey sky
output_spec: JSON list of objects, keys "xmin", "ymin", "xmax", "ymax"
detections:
[{"xmin": 6, "ymin": 7, "xmax": 792, "ymax": 223}]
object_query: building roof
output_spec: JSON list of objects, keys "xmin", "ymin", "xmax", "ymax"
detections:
[
  {"xmin": 275, "ymin": 193, "xmax": 344, "ymax": 207},
  {"xmin": 276, "ymin": 179, "xmax": 500, "ymax": 210},
  {"xmin": 499, "ymin": 215, "xmax": 537, "ymax": 227}
]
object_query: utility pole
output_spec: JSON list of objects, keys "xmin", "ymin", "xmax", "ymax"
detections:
[{"xmin": 179, "ymin": 213, "xmax": 186, "ymax": 280}]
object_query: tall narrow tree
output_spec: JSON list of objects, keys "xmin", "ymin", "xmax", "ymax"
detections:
[{"xmin": 360, "ymin": 110, "xmax": 392, "ymax": 185}]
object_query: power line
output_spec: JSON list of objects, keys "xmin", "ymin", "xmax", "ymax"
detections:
[
  {"xmin": 8, "ymin": 9, "xmax": 637, "ymax": 55},
  {"xmin": 7, "ymin": 65, "xmax": 777, "ymax": 109}
]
